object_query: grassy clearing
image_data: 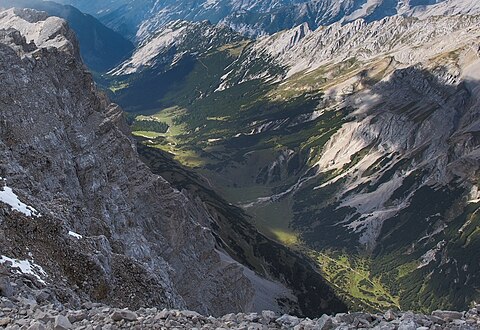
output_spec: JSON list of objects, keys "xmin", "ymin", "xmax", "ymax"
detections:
[
  {"xmin": 136, "ymin": 106, "xmax": 208, "ymax": 168},
  {"xmin": 247, "ymin": 197, "xmax": 300, "ymax": 246},
  {"xmin": 217, "ymin": 40, "xmax": 250, "ymax": 57},
  {"xmin": 311, "ymin": 251, "xmax": 400, "ymax": 311},
  {"xmin": 150, "ymin": 107, "xmax": 188, "ymax": 136},
  {"xmin": 148, "ymin": 144, "xmax": 205, "ymax": 168},
  {"xmin": 109, "ymin": 82, "xmax": 129, "ymax": 93},
  {"xmin": 397, "ymin": 261, "xmax": 420, "ymax": 278},
  {"xmin": 132, "ymin": 131, "xmax": 163, "ymax": 139}
]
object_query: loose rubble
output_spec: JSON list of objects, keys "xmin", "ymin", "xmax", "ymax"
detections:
[{"xmin": 0, "ymin": 294, "xmax": 479, "ymax": 329}]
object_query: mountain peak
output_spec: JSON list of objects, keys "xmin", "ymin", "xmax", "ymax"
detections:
[
  {"xmin": 112, "ymin": 19, "xmax": 245, "ymax": 75},
  {"xmin": 0, "ymin": 7, "xmax": 79, "ymax": 58}
]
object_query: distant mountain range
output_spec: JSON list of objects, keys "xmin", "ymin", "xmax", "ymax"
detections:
[{"xmin": 54, "ymin": 0, "xmax": 480, "ymax": 41}]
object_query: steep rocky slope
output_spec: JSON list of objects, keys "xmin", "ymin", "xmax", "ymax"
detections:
[
  {"xmin": 0, "ymin": 7, "xmax": 249, "ymax": 315},
  {"xmin": 0, "ymin": 8, "xmax": 345, "ymax": 317},
  {"xmin": 107, "ymin": 11, "xmax": 480, "ymax": 312}
]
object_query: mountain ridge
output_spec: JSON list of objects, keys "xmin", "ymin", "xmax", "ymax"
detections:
[{"xmin": 55, "ymin": 0, "xmax": 480, "ymax": 41}]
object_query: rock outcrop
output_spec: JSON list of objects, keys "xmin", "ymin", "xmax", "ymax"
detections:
[{"xmin": 0, "ymin": 0, "xmax": 135, "ymax": 72}]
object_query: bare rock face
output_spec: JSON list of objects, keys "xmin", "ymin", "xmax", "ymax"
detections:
[
  {"xmin": 0, "ymin": 8, "xmax": 79, "ymax": 57},
  {"xmin": 0, "ymin": 8, "xmax": 257, "ymax": 316}
]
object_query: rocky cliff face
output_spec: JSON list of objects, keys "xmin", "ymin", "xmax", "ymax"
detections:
[{"xmin": 0, "ymin": 8, "xmax": 302, "ymax": 316}]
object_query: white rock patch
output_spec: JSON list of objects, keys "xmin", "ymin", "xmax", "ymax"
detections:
[
  {"xmin": 0, "ymin": 179, "xmax": 41, "ymax": 217},
  {"xmin": 0, "ymin": 255, "xmax": 48, "ymax": 284},
  {"xmin": 68, "ymin": 231, "xmax": 83, "ymax": 239}
]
